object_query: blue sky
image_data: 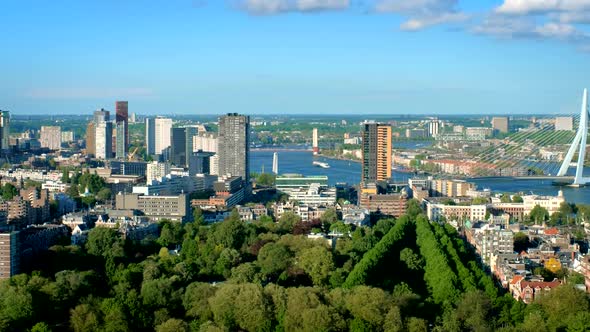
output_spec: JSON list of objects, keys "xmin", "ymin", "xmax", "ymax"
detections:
[{"xmin": 1, "ymin": 0, "xmax": 590, "ymax": 115}]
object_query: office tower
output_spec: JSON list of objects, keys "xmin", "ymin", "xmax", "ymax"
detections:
[
  {"xmin": 272, "ymin": 152, "xmax": 278, "ymax": 175},
  {"xmin": 170, "ymin": 127, "xmax": 198, "ymax": 167},
  {"xmin": 95, "ymin": 121, "xmax": 113, "ymax": 159},
  {"xmin": 428, "ymin": 120, "xmax": 440, "ymax": 137},
  {"xmin": 130, "ymin": 113, "xmax": 136, "ymax": 123},
  {"xmin": 312, "ymin": 128, "xmax": 319, "ymax": 155},
  {"xmin": 154, "ymin": 117, "xmax": 172, "ymax": 156},
  {"xmin": 115, "ymin": 122, "xmax": 126, "ymax": 159},
  {"xmin": 0, "ymin": 110, "xmax": 9, "ymax": 151},
  {"xmin": 115, "ymin": 101, "xmax": 129, "ymax": 154},
  {"xmin": 93, "ymin": 108, "xmax": 110, "ymax": 123},
  {"xmin": 145, "ymin": 117, "xmax": 156, "ymax": 155},
  {"xmin": 362, "ymin": 122, "xmax": 392, "ymax": 183},
  {"xmin": 40, "ymin": 126, "xmax": 62, "ymax": 150},
  {"xmin": 555, "ymin": 116, "xmax": 574, "ymax": 131},
  {"xmin": 188, "ymin": 151, "xmax": 214, "ymax": 176},
  {"xmin": 86, "ymin": 122, "xmax": 96, "ymax": 156},
  {"xmin": 218, "ymin": 113, "xmax": 250, "ymax": 182},
  {"xmin": 491, "ymin": 117, "xmax": 509, "ymax": 133},
  {"xmin": 209, "ymin": 154, "xmax": 219, "ymax": 175}
]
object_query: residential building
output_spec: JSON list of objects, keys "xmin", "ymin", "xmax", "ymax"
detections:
[
  {"xmin": 428, "ymin": 120, "xmax": 440, "ymax": 137},
  {"xmin": 0, "ymin": 232, "xmax": 19, "ymax": 279},
  {"xmin": 218, "ymin": 113, "xmax": 250, "ymax": 182},
  {"xmin": 362, "ymin": 122, "xmax": 392, "ymax": 183},
  {"xmin": 86, "ymin": 122, "xmax": 96, "ymax": 156},
  {"xmin": 465, "ymin": 127, "xmax": 493, "ymax": 139},
  {"xmin": 510, "ymin": 278, "xmax": 561, "ymax": 304},
  {"xmin": 359, "ymin": 189, "xmax": 408, "ymax": 218},
  {"xmin": 426, "ymin": 200, "xmax": 487, "ymax": 222},
  {"xmin": 40, "ymin": 126, "xmax": 61, "ymax": 150},
  {"xmin": 61, "ymin": 131, "xmax": 74, "ymax": 143}
]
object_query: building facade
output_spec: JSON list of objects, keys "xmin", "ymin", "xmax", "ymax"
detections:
[
  {"xmin": 218, "ymin": 113, "xmax": 250, "ymax": 182},
  {"xmin": 40, "ymin": 126, "xmax": 61, "ymax": 150},
  {"xmin": 362, "ymin": 122, "xmax": 392, "ymax": 183},
  {"xmin": 115, "ymin": 101, "xmax": 129, "ymax": 154}
]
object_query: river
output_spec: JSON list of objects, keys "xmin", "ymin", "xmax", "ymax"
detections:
[{"xmin": 251, "ymin": 150, "xmax": 590, "ymax": 204}]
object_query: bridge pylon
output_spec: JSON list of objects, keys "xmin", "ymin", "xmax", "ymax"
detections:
[{"xmin": 557, "ymin": 89, "xmax": 589, "ymax": 186}]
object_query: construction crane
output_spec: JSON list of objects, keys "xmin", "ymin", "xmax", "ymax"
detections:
[{"xmin": 128, "ymin": 146, "xmax": 140, "ymax": 161}]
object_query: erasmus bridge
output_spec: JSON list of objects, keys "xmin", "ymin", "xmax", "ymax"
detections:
[{"xmin": 463, "ymin": 89, "xmax": 590, "ymax": 187}]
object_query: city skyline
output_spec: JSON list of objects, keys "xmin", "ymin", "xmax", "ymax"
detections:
[{"xmin": 2, "ymin": 1, "xmax": 590, "ymax": 115}]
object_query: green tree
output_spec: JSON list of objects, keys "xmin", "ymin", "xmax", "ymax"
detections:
[
  {"xmin": 278, "ymin": 212, "xmax": 300, "ymax": 234},
  {"xmin": 193, "ymin": 207, "xmax": 205, "ymax": 225},
  {"xmin": 406, "ymin": 199, "xmax": 422, "ymax": 217},
  {"xmin": 257, "ymin": 242, "xmax": 292, "ymax": 279},
  {"xmin": 500, "ymin": 193, "xmax": 512, "ymax": 203},
  {"xmin": 297, "ymin": 246, "xmax": 334, "ymax": 286},
  {"xmin": 529, "ymin": 205, "xmax": 549, "ymax": 224},
  {"xmin": 70, "ymin": 304, "xmax": 100, "ymax": 332},
  {"xmin": 256, "ymin": 173, "xmax": 276, "ymax": 186},
  {"xmin": 96, "ymin": 188, "xmax": 112, "ymax": 202},
  {"xmin": 1, "ymin": 183, "xmax": 18, "ymax": 200},
  {"xmin": 86, "ymin": 227, "xmax": 124, "ymax": 259},
  {"xmin": 30, "ymin": 322, "xmax": 52, "ymax": 332},
  {"xmin": 512, "ymin": 195, "xmax": 523, "ymax": 203},
  {"xmin": 156, "ymin": 319, "xmax": 189, "ymax": 332},
  {"xmin": 320, "ymin": 208, "xmax": 338, "ymax": 225}
]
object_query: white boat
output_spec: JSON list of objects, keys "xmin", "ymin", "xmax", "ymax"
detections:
[{"xmin": 313, "ymin": 161, "xmax": 330, "ymax": 168}]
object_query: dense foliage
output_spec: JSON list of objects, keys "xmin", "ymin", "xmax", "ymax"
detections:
[{"xmin": 1, "ymin": 210, "xmax": 589, "ymax": 331}]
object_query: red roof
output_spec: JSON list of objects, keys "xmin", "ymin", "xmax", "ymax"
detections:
[
  {"xmin": 521, "ymin": 280, "xmax": 561, "ymax": 289},
  {"xmin": 510, "ymin": 275, "xmax": 524, "ymax": 285},
  {"xmin": 544, "ymin": 228, "xmax": 559, "ymax": 235}
]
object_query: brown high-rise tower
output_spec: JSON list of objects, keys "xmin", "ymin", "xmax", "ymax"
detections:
[
  {"xmin": 115, "ymin": 101, "xmax": 129, "ymax": 153},
  {"xmin": 361, "ymin": 122, "xmax": 392, "ymax": 184}
]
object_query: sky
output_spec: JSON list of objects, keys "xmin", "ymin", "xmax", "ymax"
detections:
[{"xmin": 1, "ymin": 0, "xmax": 590, "ymax": 115}]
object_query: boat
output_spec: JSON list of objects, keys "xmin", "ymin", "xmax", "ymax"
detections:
[{"xmin": 313, "ymin": 161, "xmax": 330, "ymax": 169}]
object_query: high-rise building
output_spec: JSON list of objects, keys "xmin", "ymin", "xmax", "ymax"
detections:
[
  {"xmin": 170, "ymin": 127, "xmax": 197, "ymax": 167},
  {"xmin": 146, "ymin": 161, "xmax": 171, "ymax": 184},
  {"xmin": 86, "ymin": 122, "xmax": 96, "ymax": 156},
  {"xmin": 61, "ymin": 131, "xmax": 74, "ymax": 143},
  {"xmin": 272, "ymin": 152, "xmax": 279, "ymax": 175},
  {"xmin": 193, "ymin": 133, "xmax": 218, "ymax": 153},
  {"xmin": 115, "ymin": 101, "xmax": 129, "ymax": 154},
  {"xmin": 312, "ymin": 128, "xmax": 319, "ymax": 155},
  {"xmin": 95, "ymin": 121, "xmax": 113, "ymax": 159},
  {"xmin": 154, "ymin": 117, "xmax": 172, "ymax": 156},
  {"xmin": 115, "ymin": 122, "xmax": 126, "ymax": 159},
  {"xmin": 145, "ymin": 117, "xmax": 156, "ymax": 156},
  {"xmin": 40, "ymin": 126, "xmax": 61, "ymax": 150},
  {"xmin": 428, "ymin": 120, "xmax": 440, "ymax": 137},
  {"xmin": 491, "ymin": 117, "xmax": 509, "ymax": 133},
  {"xmin": 555, "ymin": 116, "xmax": 574, "ymax": 131},
  {"xmin": 93, "ymin": 109, "xmax": 110, "ymax": 123},
  {"xmin": 218, "ymin": 113, "xmax": 250, "ymax": 182},
  {"xmin": 362, "ymin": 122, "xmax": 392, "ymax": 183},
  {"xmin": 0, "ymin": 232, "xmax": 19, "ymax": 279},
  {"xmin": 0, "ymin": 110, "xmax": 9, "ymax": 151}
]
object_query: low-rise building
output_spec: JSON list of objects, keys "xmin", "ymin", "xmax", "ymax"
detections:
[{"xmin": 115, "ymin": 193, "xmax": 190, "ymax": 223}]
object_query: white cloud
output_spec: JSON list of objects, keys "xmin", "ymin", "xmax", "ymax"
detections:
[
  {"xmin": 375, "ymin": 0, "xmax": 468, "ymax": 31},
  {"xmin": 239, "ymin": 0, "xmax": 349, "ymax": 14},
  {"xmin": 496, "ymin": 0, "xmax": 590, "ymax": 15},
  {"xmin": 400, "ymin": 12, "xmax": 469, "ymax": 31}
]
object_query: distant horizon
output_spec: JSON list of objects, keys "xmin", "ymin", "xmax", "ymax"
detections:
[{"xmin": 2, "ymin": 1, "xmax": 590, "ymax": 115}]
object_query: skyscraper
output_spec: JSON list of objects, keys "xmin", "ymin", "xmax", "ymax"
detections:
[
  {"xmin": 0, "ymin": 110, "xmax": 9, "ymax": 151},
  {"xmin": 95, "ymin": 121, "xmax": 113, "ymax": 159},
  {"xmin": 115, "ymin": 122, "xmax": 126, "ymax": 159},
  {"xmin": 154, "ymin": 117, "xmax": 172, "ymax": 156},
  {"xmin": 40, "ymin": 126, "xmax": 62, "ymax": 150},
  {"xmin": 428, "ymin": 120, "xmax": 440, "ymax": 137},
  {"xmin": 93, "ymin": 109, "xmax": 110, "ymax": 123},
  {"xmin": 362, "ymin": 122, "xmax": 392, "ymax": 183},
  {"xmin": 115, "ymin": 101, "xmax": 129, "ymax": 154},
  {"xmin": 145, "ymin": 117, "xmax": 156, "ymax": 156},
  {"xmin": 218, "ymin": 113, "xmax": 250, "ymax": 182},
  {"xmin": 86, "ymin": 122, "xmax": 96, "ymax": 156},
  {"xmin": 170, "ymin": 127, "xmax": 197, "ymax": 166}
]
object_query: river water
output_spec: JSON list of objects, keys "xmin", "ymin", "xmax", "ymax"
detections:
[{"xmin": 251, "ymin": 150, "xmax": 590, "ymax": 204}]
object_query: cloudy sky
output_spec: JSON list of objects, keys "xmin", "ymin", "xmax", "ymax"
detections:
[{"xmin": 1, "ymin": 0, "xmax": 590, "ymax": 115}]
